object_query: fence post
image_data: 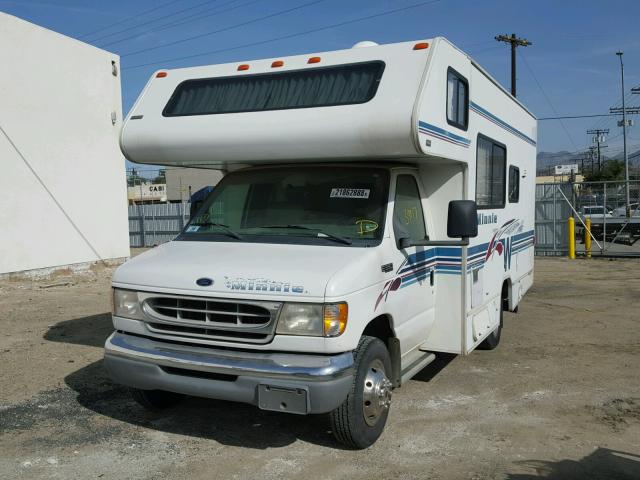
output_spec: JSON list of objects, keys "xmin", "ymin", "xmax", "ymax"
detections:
[
  {"xmin": 568, "ymin": 217, "xmax": 575, "ymax": 259},
  {"xmin": 585, "ymin": 218, "xmax": 592, "ymax": 258},
  {"xmin": 139, "ymin": 203, "xmax": 146, "ymax": 247},
  {"xmin": 602, "ymin": 183, "xmax": 607, "ymax": 255}
]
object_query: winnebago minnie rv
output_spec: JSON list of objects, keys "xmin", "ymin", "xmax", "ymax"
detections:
[{"xmin": 106, "ymin": 38, "xmax": 536, "ymax": 448}]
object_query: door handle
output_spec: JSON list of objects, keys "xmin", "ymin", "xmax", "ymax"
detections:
[{"xmin": 430, "ymin": 270, "xmax": 434, "ymax": 286}]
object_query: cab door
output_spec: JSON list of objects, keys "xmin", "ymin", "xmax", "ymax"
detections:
[{"xmin": 385, "ymin": 172, "xmax": 436, "ymax": 355}]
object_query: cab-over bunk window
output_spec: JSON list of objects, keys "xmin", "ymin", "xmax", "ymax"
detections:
[
  {"xmin": 446, "ymin": 67, "xmax": 468, "ymax": 130},
  {"xmin": 163, "ymin": 61, "xmax": 385, "ymax": 117},
  {"xmin": 476, "ymin": 135, "xmax": 506, "ymax": 209}
]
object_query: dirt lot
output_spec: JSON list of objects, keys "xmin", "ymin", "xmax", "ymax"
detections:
[{"xmin": 1, "ymin": 257, "xmax": 639, "ymax": 479}]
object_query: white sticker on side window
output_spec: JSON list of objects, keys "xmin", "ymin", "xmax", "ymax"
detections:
[
  {"xmin": 330, "ymin": 188, "xmax": 370, "ymax": 199},
  {"xmin": 185, "ymin": 225, "xmax": 200, "ymax": 232}
]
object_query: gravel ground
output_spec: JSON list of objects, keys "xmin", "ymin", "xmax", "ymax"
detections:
[{"xmin": 0, "ymin": 257, "xmax": 639, "ymax": 479}]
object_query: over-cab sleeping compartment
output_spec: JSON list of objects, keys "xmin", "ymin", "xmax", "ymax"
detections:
[{"xmin": 120, "ymin": 40, "xmax": 435, "ymax": 168}]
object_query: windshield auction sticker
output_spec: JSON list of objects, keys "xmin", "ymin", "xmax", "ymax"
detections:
[{"xmin": 330, "ymin": 188, "xmax": 370, "ymax": 199}]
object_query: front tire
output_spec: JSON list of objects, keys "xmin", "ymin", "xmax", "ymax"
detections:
[{"xmin": 330, "ymin": 336, "xmax": 393, "ymax": 449}]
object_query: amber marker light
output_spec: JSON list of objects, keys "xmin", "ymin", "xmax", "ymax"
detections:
[
  {"xmin": 155, "ymin": 71, "xmax": 168, "ymax": 78},
  {"xmin": 237, "ymin": 64, "xmax": 250, "ymax": 71},
  {"xmin": 413, "ymin": 42, "xmax": 429, "ymax": 50},
  {"xmin": 307, "ymin": 56, "xmax": 321, "ymax": 64},
  {"xmin": 271, "ymin": 60, "xmax": 284, "ymax": 68},
  {"xmin": 323, "ymin": 303, "xmax": 348, "ymax": 337}
]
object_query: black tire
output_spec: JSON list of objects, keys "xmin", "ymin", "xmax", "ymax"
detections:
[
  {"xmin": 129, "ymin": 388, "xmax": 183, "ymax": 410},
  {"xmin": 330, "ymin": 336, "xmax": 393, "ymax": 449},
  {"xmin": 478, "ymin": 294, "xmax": 504, "ymax": 350}
]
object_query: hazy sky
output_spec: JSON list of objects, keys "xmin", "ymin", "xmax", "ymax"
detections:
[{"xmin": 3, "ymin": 0, "xmax": 640, "ymax": 159}]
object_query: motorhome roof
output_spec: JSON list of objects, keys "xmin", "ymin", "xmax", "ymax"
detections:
[{"xmin": 120, "ymin": 37, "xmax": 536, "ymax": 169}]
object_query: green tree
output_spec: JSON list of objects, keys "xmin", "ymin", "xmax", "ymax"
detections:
[
  {"xmin": 152, "ymin": 169, "xmax": 166, "ymax": 184},
  {"xmin": 584, "ymin": 160, "xmax": 626, "ymax": 182}
]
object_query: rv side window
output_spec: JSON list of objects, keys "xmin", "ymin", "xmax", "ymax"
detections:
[
  {"xmin": 508, "ymin": 165, "xmax": 520, "ymax": 203},
  {"xmin": 393, "ymin": 175, "xmax": 427, "ymax": 242},
  {"xmin": 163, "ymin": 61, "xmax": 385, "ymax": 116},
  {"xmin": 446, "ymin": 68, "xmax": 468, "ymax": 130},
  {"xmin": 476, "ymin": 135, "xmax": 506, "ymax": 209}
]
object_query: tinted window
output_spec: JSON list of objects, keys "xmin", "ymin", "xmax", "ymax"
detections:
[
  {"xmin": 508, "ymin": 165, "xmax": 520, "ymax": 203},
  {"xmin": 446, "ymin": 68, "xmax": 468, "ymax": 130},
  {"xmin": 393, "ymin": 175, "xmax": 427, "ymax": 242},
  {"xmin": 182, "ymin": 167, "xmax": 389, "ymax": 247},
  {"xmin": 476, "ymin": 136, "xmax": 506, "ymax": 208},
  {"xmin": 163, "ymin": 61, "xmax": 385, "ymax": 117}
]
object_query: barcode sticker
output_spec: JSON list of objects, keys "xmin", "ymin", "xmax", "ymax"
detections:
[{"xmin": 330, "ymin": 188, "xmax": 370, "ymax": 199}]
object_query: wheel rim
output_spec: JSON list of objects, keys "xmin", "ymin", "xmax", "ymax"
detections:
[{"xmin": 362, "ymin": 358, "xmax": 392, "ymax": 426}]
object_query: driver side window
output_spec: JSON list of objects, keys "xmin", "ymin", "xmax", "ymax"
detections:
[{"xmin": 394, "ymin": 175, "xmax": 427, "ymax": 242}]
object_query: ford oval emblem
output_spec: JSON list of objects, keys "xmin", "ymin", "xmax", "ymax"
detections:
[{"xmin": 196, "ymin": 277, "xmax": 213, "ymax": 287}]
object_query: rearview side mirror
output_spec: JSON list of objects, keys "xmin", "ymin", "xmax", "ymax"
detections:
[
  {"xmin": 447, "ymin": 200, "xmax": 478, "ymax": 239},
  {"xmin": 397, "ymin": 200, "xmax": 478, "ymax": 249}
]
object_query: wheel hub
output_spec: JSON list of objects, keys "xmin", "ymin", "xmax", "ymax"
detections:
[{"xmin": 362, "ymin": 359, "xmax": 392, "ymax": 426}]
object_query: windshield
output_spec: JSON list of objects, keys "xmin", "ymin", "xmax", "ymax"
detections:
[{"xmin": 178, "ymin": 166, "xmax": 389, "ymax": 247}]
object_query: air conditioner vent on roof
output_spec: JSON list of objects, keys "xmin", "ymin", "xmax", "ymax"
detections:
[{"xmin": 352, "ymin": 41, "xmax": 379, "ymax": 48}]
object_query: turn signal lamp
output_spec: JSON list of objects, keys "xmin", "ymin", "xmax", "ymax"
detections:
[
  {"xmin": 323, "ymin": 303, "xmax": 348, "ymax": 337},
  {"xmin": 307, "ymin": 56, "xmax": 321, "ymax": 64},
  {"xmin": 413, "ymin": 42, "xmax": 429, "ymax": 50}
]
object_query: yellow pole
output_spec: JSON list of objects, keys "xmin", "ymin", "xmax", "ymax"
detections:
[
  {"xmin": 568, "ymin": 217, "xmax": 575, "ymax": 259},
  {"xmin": 585, "ymin": 218, "xmax": 592, "ymax": 258}
]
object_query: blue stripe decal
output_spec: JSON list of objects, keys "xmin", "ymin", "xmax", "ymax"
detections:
[
  {"xmin": 469, "ymin": 102, "xmax": 536, "ymax": 146},
  {"xmin": 418, "ymin": 121, "xmax": 471, "ymax": 148}
]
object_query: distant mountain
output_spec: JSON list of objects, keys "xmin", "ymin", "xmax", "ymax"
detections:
[{"xmin": 536, "ymin": 148, "xmax": 640, "ymax": 175}]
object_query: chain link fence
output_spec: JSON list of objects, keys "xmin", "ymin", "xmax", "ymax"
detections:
[{"xmin": 535, "ymin": 180, "xmax": 640, "ymax": 257}]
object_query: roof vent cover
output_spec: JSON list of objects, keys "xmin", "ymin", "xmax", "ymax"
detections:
[{"xmin": 352, "ymin": 40, "xmax": 379, "ymax": 48}]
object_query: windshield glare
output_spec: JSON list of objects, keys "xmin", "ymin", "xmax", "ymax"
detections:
[{"xmin": 180, "ymin": 166, "xmax": 389, "ymax": 246}]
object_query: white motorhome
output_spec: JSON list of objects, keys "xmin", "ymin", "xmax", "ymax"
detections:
[{"xmin": 106, "ymin": 38, "xmax": 536, "ymax": 448}]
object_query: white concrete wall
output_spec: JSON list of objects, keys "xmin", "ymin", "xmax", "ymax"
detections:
[{"xmin": 0, "ymin": 13, "xmax": 130, "ymax": 274}]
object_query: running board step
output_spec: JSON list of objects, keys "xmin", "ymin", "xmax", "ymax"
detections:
[{"xmin": 400, "ymin": 351, "xmax": 436, "ymax": 385}]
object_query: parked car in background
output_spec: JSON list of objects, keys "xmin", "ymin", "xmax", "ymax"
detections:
[
  {"xmin": 611, "ymin": 203, "xmax": 639, "ymax": 218},
  {"xmin": 580, "ymin": 205, "xmax": 613, "ymax": 219}
]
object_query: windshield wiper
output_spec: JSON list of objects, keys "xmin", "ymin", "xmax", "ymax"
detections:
[
  {"xmin": 188, "ymin": 222, "xmax": 243, "ymax": 240},
  {"xmin": 258, "ymin": 225, "xmax": 352, "ymax": 245}
]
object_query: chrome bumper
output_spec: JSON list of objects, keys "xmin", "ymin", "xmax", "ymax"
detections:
[{"xmin": 104, "ymin": 332, "xmax": 355, "ymax": 414}]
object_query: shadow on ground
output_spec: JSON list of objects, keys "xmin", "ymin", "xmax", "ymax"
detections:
[
  {"xmin": 506, "ymin": 448, "xmax": 640, "ymax": 480},
  {"xmin": 50, "ymin": 314, "xmax": 458, "ymax": 450},
  {"xmin": 44, "ymin": 313, "xmax": 113, "ymax": 348}
]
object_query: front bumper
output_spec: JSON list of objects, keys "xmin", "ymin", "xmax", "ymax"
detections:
[{"xmin": 104, "ymin": 332, "xmax": 354, "ymax": 414}]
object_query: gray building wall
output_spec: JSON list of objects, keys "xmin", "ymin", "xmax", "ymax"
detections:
[{"xmin": 165, "ymin": 167, "xmax": 224, "ymax": 202}]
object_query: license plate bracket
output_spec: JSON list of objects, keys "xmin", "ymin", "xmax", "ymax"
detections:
[{"xmin": 258, "ymin": 384, "xmax": 308, "ymax": 415}]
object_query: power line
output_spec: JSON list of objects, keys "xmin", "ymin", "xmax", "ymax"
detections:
[
  {"xmin": 99, "ymin": 0, "xmax": 262, "ymax": 49},
  {"xmin": 93, "ymin": 0, "xmax": 222, "ymax": 44},
  {"xmin": 538, "ymin": 113, "xmax": 629, "ymax": 120},
  {"xmin": 121, "ymin": 0, "xmax": 328, "ymax": 58},
  {"xmin": 518, "ymin": 50, "xmax": 578, "ymax": 150},
  {"xmin": 123, "ymin": 0, "xmax": 443, "ymax": 70},
  {"xmin": 77, "ymin": 0, "xmax": 184, "ymax": 40}
]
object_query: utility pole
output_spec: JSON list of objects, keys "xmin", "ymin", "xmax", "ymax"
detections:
[
  {"xmin": 612, "ymin": 52, "xmax": 631, "ymax": 217},
  {"xmin": 586, "ymin": 129, "xmax": 609, "ymax": 171},
  {"xmin": 495, "ymin": 33, "xmax": 532, "ymax": 97}
]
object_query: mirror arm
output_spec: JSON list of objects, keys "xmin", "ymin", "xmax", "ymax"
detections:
[{"xmin": 399, "ymin": 237, "xmax": 470, "ymax": 248}]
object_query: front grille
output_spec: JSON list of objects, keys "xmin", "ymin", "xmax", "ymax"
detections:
[
  {"xmin": 141, "ymin": 294, "xmax": 281, "ymax": 344},
  {"xmin": 147, "ymin": 297, "xmax": 272, "ymax": 326}
]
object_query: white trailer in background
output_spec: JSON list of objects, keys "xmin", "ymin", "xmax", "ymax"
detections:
[
  {"xmin": 0, "ymin": 13, "xmax": 129, "ymax": 276},
  {"xmin": 106, "ymin": 37, "xmax": 536, "ymax": 448}
]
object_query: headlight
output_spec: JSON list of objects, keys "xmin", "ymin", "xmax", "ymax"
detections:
[
  {"xmin": 112, "ymin": 289, "xmax": 144, "ymax": 320},
  {"xmin": 276, "ymin": 302, "xmax": 348, "ymax": 337}
]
